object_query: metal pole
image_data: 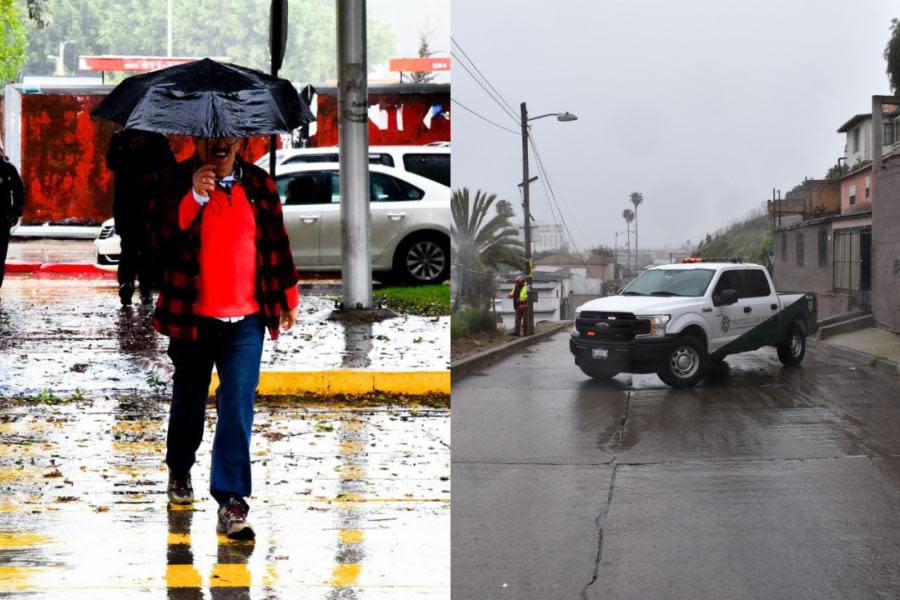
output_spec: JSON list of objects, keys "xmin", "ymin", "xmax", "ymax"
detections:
[
  {"xmin": 337, "ymin": 0, "xmax": 372, "ymax": 309},
  {"xmin": 521, "ymin": 102, "xmax": 534, "ymax": 336}
]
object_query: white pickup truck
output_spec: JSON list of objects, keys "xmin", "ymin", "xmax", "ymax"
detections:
[{"xmin": 569, "ymin": 260, "xmax": 818, "ymax": 388}]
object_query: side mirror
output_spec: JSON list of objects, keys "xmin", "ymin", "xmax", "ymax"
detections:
[{"xmin": 714, "ymin": 289, "xmax": 739, "ymax": 306}]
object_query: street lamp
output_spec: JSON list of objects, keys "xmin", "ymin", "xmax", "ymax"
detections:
[
  {"xmin": 47, "ymin": 40, "xmax": 76, "ymax": 76},
  {"xmin": 520, "ymin": 102, "xmax": 577, "ymax": 336}
]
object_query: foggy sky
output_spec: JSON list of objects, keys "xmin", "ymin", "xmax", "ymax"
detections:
[{"xmin": 451, "ymin": 0, "xmax": 897, "ymax": 251}]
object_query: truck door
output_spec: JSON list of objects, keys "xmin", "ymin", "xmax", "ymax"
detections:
[
  {"xmin": 708, "ymin": 269, "xmax": 745, "ymax": 353},
  {"xmin": 729, "ymin": 268, "xmax": 781, "ymax": 353}
]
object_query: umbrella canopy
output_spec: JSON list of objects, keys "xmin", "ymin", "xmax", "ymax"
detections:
[{"xmin": 91, "ymin": 58, "xmax": 314, "ymax": 138}]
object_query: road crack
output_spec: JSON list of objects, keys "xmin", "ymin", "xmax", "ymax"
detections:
[{"xmin": 581, "ymin": 389, "xmax": 631, "ymax": 600}]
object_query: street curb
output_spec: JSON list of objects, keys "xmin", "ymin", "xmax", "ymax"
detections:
[
  {"xmin": 817, "ymin": 313, "xmax": 875, "ymax": 341},
  {"xmin": 812, "ymin": 339, "xmax": 900, "ymax": 376},
  {"xmin": 451, "ymin": 322, "xmax": 572, "ymax": 382},
  {"xmin": 210, "ymin": 370, "xmax": 450, "ymax": 397},
  {"xmin": 6, "ymin": 262, "xmax": 116, "ymax": 278}
]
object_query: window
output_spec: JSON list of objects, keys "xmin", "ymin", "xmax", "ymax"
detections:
[
  {"xmin": 833, "ymin": 226, "xmax": 872, "ymax": 294},
  {"xmin": 740, "ymin": 269, "xmax": 772, "ymax": 298},
  {"xmin": 713, "ymin": 270, "xmax": 741, "ymax": 297},
  {"xmin": 818, "ymin": 229, "xmax": 827, "ymax": 268},
  {"xmin": 885, "ymin": 121, "xmax": 895, "ymax": 146},
  {"xmin": 622, "ymin": 268, "xmax": 715, "ymax": 297},
  {"xmin": 403, "ymin": 153, "xmax": 450, "ymax": 186},
  {"xmin": 781, "ymin": 233, "xmax": 788, "ymax": 261},
  {"xmin": 276, "ymin": 172, "xmax": 333, "ymax": 205},
  {"xmin": 796, "ymin": 233, "xmax": 804, "ymax": 267},
  {"xmin": 865, "ymin": 177, "xmax": 870, "ymax": 199},
  {"xmin": 852, "ymin": 128, "xmax": 860, "ymax": 153},
  {"xmin": 285, "ymin": 153, "xmax": 338, "ymax": 165},
  {"xmin": 849, "ymin": 183, "xmax": 857, "ymax": 206},
  {"xmin": 369, "ymin": 172, "xmax": 424, "ymax": 202}
]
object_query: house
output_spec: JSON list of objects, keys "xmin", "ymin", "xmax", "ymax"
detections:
[
  {"xmin": 768, "ymin": 107, "xmax": 900, "ymax": 321},
  {"xmin": 493, "ymin": 270, "xmax": 571, "ymax": 330},
  {"xmin": 534, "ymin": 251, "xmax": 616, "ymax": 310}
]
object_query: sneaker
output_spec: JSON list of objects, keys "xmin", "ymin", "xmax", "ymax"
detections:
[
  {"xmin": 167, "ymin": 473, "xmax": 194, "ymax": 504},
  {"xmin": 119, "ymin": 283, "xmax": 134, "ymax": 306},
  {"xmin": 217, "ymin": 497, "xmax": 255, "ymax": 540}
]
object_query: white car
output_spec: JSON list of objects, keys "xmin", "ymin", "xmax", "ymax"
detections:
[
  {"xmin": 94, "ymin": 163, "xmax": 450, "ymax": 284},
  {"xmin": 255, "ymin": 145, "xmax": 450, "ymax": 187}
]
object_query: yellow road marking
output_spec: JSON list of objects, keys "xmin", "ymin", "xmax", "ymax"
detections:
[
  {"xmin": 166, "ymin": 564, "xmax": 202, "ymax": 588},
  {"xmin": 0, "ymin": 566, "xmax": 46, "ymax": 591},
  {"xmin": 209, "ymin": 563, "xmax": 251, "ymax": 587},
  {"xmin": 0, "ymin": 533, "xmax": 49, "ymax": 548},
  {"xmin": 331, "ymin": 563, "xmax": 361, "ymax": 588},
  {"xmin": 338, "ymin": 530, "xmax": 364, "ymax": 545},
  {"xmin": 339, "ymin": 439, "xmax": 367, "ymax": 454},
  {"xmin": 167, "ymin": 533, "xmax": 191, "ymax": 545},
  {"xmin": 209, "ymin": 370, "xmax": 451, "ymax": 397}
]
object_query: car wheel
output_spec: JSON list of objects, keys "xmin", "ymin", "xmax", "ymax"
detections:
[
  {"xmin": 393, "ymin": 234, "xmax": 449, "ymax": 285},
  {"xmin": 776, "ymin": 322, "xmax": 806, "ymax": 366},
  {"xmin": 578, "ymin": 364, "xmax": 618, "ymax": 381},
  {"xmin": 657, "ymin": 335, "xmax": 707, "ymax": 388}
]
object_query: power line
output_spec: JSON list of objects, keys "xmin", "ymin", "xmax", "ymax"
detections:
[
  {"xmin": 451, "ymin": 98, "xmax": 518, "ymax": 135},
  {"xmin": 451, "ymin": 37, "xmax": 519, "ymax": 120},
  {"xmin": 450, "ymin": 50, "xmax": 521, "ymax": 126}
]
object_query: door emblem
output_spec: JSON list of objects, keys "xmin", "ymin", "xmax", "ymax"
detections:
[{"xmin": 721, "ymin": 315, "xmax": 731, "ymax": 333}]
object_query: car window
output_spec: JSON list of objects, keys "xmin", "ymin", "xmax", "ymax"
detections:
[
  {"xmin": 276, "ymin": 172, "xmax": 333, "ymax": 205},
  {"xmin": 402, "ymin": 153, "xmax": 450, "ymax": 186},
  {"xmin": 369, "ymin": 172, "xmax": 424, "ymax": 202},
  {"xmin": 740, "ymin": 269, "xmax": 772, "ymax": 298},
  {"xmin": 284, "ymin": 153, "xmax": 339, "ymax": 165},
  {"xmin": 371, "ymin": 153, "xmax": 394, "ymax": 167},
  {"xmin": 622, "ymin": 268, "xmax": 714, "ymax": 297},
  {"xmin": 713, "ymin": 270, "xmax": 741, "ymax": 296}
]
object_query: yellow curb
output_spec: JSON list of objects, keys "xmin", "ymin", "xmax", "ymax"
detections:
[{"xmin": 208, "ymin": 370, "xmax": 450, "ymax": 397}]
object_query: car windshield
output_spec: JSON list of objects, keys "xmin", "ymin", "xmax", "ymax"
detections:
[{"xmin": 621, "ymin": 268, "xmax": 715, "ymax": 297}]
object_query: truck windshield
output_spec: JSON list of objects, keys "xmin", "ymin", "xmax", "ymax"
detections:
[{"xmin": 621, "ymin": 268, "xmax": 715, "ymax": 297}]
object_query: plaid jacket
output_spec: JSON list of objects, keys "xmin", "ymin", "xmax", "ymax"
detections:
[{"xmin": 150, "ymin": 156, "xmax": 298, "ymax": 341}]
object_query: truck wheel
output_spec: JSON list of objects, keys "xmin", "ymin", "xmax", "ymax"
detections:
[
  {"xmin": 657, "ymin": 336, "xmax": 707, "ymax": 388},
  {"xmin": 578, "ymin": 364, "xmax": 618, "ymax": 381},
  {"xmin": 777, "ymin": 323, "xmax": 806, "ymax": 366}
]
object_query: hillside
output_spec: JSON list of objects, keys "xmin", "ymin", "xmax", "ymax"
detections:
[{"xmin": 694, "ymin": 210, "xmax": 773, "ymax": 268}]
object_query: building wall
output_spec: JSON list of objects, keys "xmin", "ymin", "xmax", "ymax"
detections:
[
  {"xmin": 845, "ymin": 120, "xmax": 871, "ymax": 166},
  {"xmin": 772, "ymin": 221, "xmax": 854, "ymax": 320},
  {"xmin": 840, "ymin": 166, "xmax": 872, "ymax": 214},
  {"xmin": 873, "ymin": 162, "xmax": 900, "ymax": 333}
]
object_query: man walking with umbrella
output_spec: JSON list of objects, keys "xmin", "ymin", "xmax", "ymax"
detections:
[{"xmin": 93, "ymin": 59, "xmax": 314, "ymax": 540}]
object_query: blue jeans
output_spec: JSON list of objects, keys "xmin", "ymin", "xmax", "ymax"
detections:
[{"xmin": 165, "ymin": 314, "xmax": 264, "ymax": 506}]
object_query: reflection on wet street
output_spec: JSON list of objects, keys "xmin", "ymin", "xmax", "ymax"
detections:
[
  {"xmin": 0, "ymin": 278, "xmax": 449, "ymax": 398},
  {"xmin": 0, "ymin": 396, "xmax": 450, "ymax": 598}
]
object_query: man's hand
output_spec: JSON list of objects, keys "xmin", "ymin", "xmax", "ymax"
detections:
[
  {"xmin": 280, "ymin": 306, "xmax": 299, "ymax": 332},
  {"xmin": 192, "ymin": 164, "xmax": 217, "ymax": 197}
]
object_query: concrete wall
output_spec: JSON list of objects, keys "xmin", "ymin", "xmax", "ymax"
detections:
[
  {"xmin": 873, "ymin": 162, "xmax": 900, "ymax": 333},
  {"xmin": 840, "ymin": 167, "xmax": 872, "ymax": 214},
  {"xmin": 845, "ymin": 120, "xmax": 871, "ymax": 167},
  {"xmin": 772, "ymin": 221, "xmax": 853, "ymax": 320}
]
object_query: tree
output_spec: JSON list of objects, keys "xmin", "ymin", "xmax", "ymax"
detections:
[
  {"xmin": 825, "ymin": 161, "xmax": 848, "ymax": 180},
  {"xmin": 17, "ymin": 0, "xmax": 396, "ymax": 83},
  {"xmin": 409, "ymin": 30, "xmax": 436, "ymax": 84},
  {"xmin": 591, "ymin": 245, "xmax": 614, "ymax": 260},
  {"xmin": 629, "ymin": 192, "xmax": 643, "ymax": 271},
  {"xmin": 451, "ymin": 188, "xmax": 525, "ymax": 310},
  {"xmin": 0, "ymin": 0, "xmax": 27, "ymax": 82},
  {"xmin": 886, "ymin": 18, "xmax": 900, "ymax": 95},
  {"xmin": 622, "ymin": 208, "xmax": 635, "ymax": 274},
  {"xmin": 495, "ymin": 199, "xmax": 514, "ymax": 219}
]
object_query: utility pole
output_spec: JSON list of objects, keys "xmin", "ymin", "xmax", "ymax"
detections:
[
  {"xmin": 337, "ymin": 0, "xmax": 373, "ymax": 310},
  {"xmin": 167, "ymin": 0, "xmax": 173, "ymax": 57},
  {"xmin": 520, "ymin": 102, "xmax": 534, "ymax": 336}
]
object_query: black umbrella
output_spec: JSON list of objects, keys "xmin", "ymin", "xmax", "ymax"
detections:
[{"xmin": 91, "ymin": 58, "xmax": 314, "ymax": 138}]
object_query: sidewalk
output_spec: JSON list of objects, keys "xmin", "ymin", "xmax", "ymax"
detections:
[
  {"xmin": 819, "ymin": 326, "xmax": 900, "ymax": 373},
  {"xmin": 0, "ymin": 278, "xmax": 449, "ymax": 399}
]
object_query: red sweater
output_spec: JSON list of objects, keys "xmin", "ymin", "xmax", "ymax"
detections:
[{"xmin": 179, "ymin": 184, "xmax": 299, "ymax": 318}]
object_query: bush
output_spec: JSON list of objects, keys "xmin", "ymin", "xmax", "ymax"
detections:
[{"xmin": 451, "ymin": 309, "xmax": 496, "ymax": 338}]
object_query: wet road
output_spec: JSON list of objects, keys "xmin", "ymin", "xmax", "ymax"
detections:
[
  {"xmin": 0, "ymin": 396, "xmax": 449, "ymax": 598},
  {"xmin": 452, "ymin": 332, "xmax": 900, "ymax": 599},
  {"xmin": 0, "ymin": 278, "xmax": 448, "ymax": 398}
]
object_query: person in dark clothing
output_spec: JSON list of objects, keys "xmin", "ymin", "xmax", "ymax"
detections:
[
  {"xmin": 0, "ymin": 146, "xmax": 25, "ymax": 290},
  {"xmin": 106, "ymin": 129, "xmax": 176, "ymax": 305}
]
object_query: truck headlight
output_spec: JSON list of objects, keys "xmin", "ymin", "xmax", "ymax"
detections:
[
  {"xmin": 636, "ymin": 314, "xmax": 670, "ymax": 337},
  {"xmin": 572, "ymin": 311, "xmax": 581, "ymax": 335}
]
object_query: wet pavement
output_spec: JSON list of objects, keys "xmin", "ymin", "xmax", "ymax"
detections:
[
  {"xmin": 452, "ymin": 332, "xmax": 900, "ymax": 599},
  {"xmin": 0, "ymin": 278, "xmax": 449, "ymax": 398},
  {"xmin": 0, "ymin": 396, "xmax": 449, "ymax": 598}
]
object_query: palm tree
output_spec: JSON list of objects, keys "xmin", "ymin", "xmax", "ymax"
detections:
[
  {"xmin": 622, "ymin": 208, "xmax": 635, "ymax": 275},
  {"xmin": 452, "ymin": 188, "xmax": 525, "ymax": 310},
  {"xmin": 630, "ymin": 192, "xmax": 644, "ymax": 271}
]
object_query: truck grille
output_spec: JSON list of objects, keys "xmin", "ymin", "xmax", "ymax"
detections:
[{"xmin": 575, "ymin": 311, "xmax": 650, "ymax": 341}]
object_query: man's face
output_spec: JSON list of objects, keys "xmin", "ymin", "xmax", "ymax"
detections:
[{"xmin": 196, "ymin": 137, "xmax": 242, "ymax": 177}]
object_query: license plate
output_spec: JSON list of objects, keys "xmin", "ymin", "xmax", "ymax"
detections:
[{"xmin": 592, "ymin": 348, "xmax": 608, "ymax": 360}]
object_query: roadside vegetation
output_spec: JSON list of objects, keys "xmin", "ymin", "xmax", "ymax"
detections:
[
  {"xmin": 374, "ymin": 284, "xmax": 449, "ymax": 317},
  {"xmin": 694, "ymin": 209, "xmax": 773, "ymax": 269}
]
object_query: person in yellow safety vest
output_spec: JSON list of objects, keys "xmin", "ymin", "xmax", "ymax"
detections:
[{"xmin": 508, "ymin": 275, "xmax": 529, "ymax": 336}]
